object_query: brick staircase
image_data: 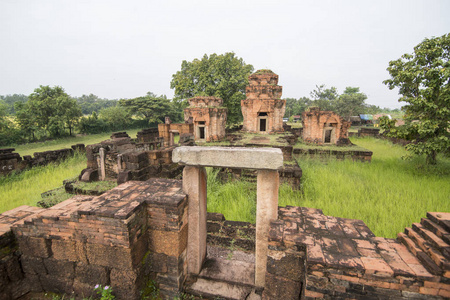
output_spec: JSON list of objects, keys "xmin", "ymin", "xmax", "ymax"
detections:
[{"xmin": 398, "ymin": 212, "xmax": 450, "ymax": 277}]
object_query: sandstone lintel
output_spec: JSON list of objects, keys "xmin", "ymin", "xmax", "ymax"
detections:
[{"xmin": 172, "ymin": 146, "xmax": 284, "ymax": 170}]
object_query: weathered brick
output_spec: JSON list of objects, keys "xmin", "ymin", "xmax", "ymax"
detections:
[
  {"xmin": 360, "ymin": 257, "xmax": 394, "ymax": 277},
  {"xmin": 85, "ymin": 243, "xmax": 133, "ymax": 270},
  {"xmin": 263, "ymin": 273, "xmax": 302, "ymax": 300},
  {"xmin": 17, "ymin": 236, "xmax": 51, "ymax": 258},
  {"xmin": 43, "ymin": 258, "xmax": 75, "ymax": 279},
  {"xmin": 51, "ymin": 239, "xmax": 77, "ymax": 261},
  {"xmin": 74, "ymin": 263, "xmax": 108, "ymax": 285}
]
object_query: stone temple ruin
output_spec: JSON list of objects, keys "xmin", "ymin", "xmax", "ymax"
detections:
[
  {"xmin": 1, "ymin": 70, "xmax": 448, "ymax": 299},
  {"xmin": 80, "ymin": 131, "xmax": 185, "ymax": 185},
  {"xmin": 302, "ymin": 107, "xmax": 351, "ymax": 145},
  {"xmin": 184, "ymin": 96, "xmax": 227, "ymax": 142},
  {"xmin": 241, "ymin": 70, "xmax": 286, "ymax": 133},
  {"xmin": 0, "ymin": 146, "xmax": 449, "ymax": 299}
]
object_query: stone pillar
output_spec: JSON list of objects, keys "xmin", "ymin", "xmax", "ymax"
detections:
[
  {"xmin": 99, "ymin": 148, "xmax": 106, "ymax": 180},
  {"xmin": 182, "ymin": 166, "xmax": 207, "ymax": 275},
  {"xmin": 169, "ymin": 131, "xmax": 174, "ymax": 146},
  {"xmin": 255, "ymin": 169, "xmax": 279, "ymax": 287}
]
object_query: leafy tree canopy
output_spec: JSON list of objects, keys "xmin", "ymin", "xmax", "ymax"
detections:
[
  {"xmin": 170, "ymin": 52, "xmax": 254, "ymax": 124},
  {"xmin": 0, "ymin": 94, "xmax": 28, "ymax": 114},
  {"xmin": 20, "ymin": 85, "xmax": 82, "ymax": 137},
  {"xmin": 310, "ymin": 84, "xmax": 339, "ymax": 111},
  {"xmin": 383, "ymin": 33, "xmax": 450, "ymax": 164},
  {"xmin": 119, "ymin": 92, "xmax": 180, "ymax": 126},
  {"xmin": 334, "ymin": 87, "xmax": 368, "ymax": 119},
  {"xmin": 74, "ymin": 93, "xmax": 118, "ymax": 115},
  {"xmin": 286, "ymin": 85, "xmax": 373, "ymax": 119}
]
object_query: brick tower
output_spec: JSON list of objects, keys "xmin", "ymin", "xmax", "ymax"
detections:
[{"xmin": 241, "ymin": 70, "xmax": 285, "ymax": 133}]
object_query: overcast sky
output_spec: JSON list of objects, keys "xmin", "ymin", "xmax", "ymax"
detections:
[{"xmin": 1, "ymin": 0, "xmax": 449, "ymax": 109}]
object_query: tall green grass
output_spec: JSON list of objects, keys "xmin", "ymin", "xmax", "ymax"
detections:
[
  {"xmin": 0, "ymin": 153, "xmax": 86, "ymax": 213},
  {"xmin": 207, "ymin": 168, "xmax": 257, "ymax": 223},
  {"xmin": 207, "ymin": 137, "xmax": 450, "ymax": 238}
]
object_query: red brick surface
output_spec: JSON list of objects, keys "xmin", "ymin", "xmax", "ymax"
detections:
[
  {"xmin": 268, "ymin": 206, "xmax": 450, "ymax": 299},
  {"xmin": 0, "ymin": 178, "xmax": 188, "ymax": 299}
]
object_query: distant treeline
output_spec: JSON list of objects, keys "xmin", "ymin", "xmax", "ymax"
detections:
[
  {"xmin": 283, "ymin": 85, "xmax": 401, "ymax": 121},
  {"xmin": 0, "ymin": 87, "xmax": 183, "ymax": 147},
  {"xmin": 0, "ymin": 93, "xmax": 118, "ymax": 116}
]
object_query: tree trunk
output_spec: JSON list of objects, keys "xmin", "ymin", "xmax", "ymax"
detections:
[{"xmin": 426, "ymin": 150, "xmax": 437, "ymax": 165}]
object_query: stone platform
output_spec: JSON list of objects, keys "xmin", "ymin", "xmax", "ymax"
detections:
[{"xmin": 268, "ymin": 206, "xmax": 450, "ymax": 299}]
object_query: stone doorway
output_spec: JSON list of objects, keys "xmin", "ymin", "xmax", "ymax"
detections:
[
  {"xmin": 323, "ymin": 126, "xmax": 335, "ymax": 144},
  {"xmin": 196, "ymin": 121, "xmax": 206, "ymax": 140},
  {"xmin": 172, "ymin": 146, "xmax": 283, "ymax": 291},
  {"xmin": 257, "ymin": 112, "xmax": 268, "ymax": 132}
]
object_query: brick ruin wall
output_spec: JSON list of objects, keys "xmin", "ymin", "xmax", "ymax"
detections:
[
  {"xmin": 293, "ymin": 148, "xmax": 373, "ymax": 163},
  {"xmin": 302, "ymin": 108, "xmax": 351, "ymax": 146},
  {"xmin": 1, "ymin": 187, "xmax": 448, "ymax": 299},
  {"xmin": 158, "ymin": 123, "xmax": 194, "ymax": 147},
  {"xmin": 82, "ymin": 132, "xmax": 184, "ymax": 184},
  {"xmin": 0, "ymin": 144, "xmax": 85, "ymax": 177},
  {"xmin": 0, "ymin": 179, "xmax": 188, "ymax": 299}
]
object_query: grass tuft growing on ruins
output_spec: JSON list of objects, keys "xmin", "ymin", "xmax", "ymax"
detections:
[{"xmin": 0, "ymin": 153, "xmax": 86, "ymax": 213}]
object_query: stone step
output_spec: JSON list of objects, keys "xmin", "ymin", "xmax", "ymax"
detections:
[
  {"xmin": 185, "ymin": 257, "xmax": 259, "ymax": 300},
  {"xmin": 186, "ymin": 277, "xmax": 256, "ymax": 300},
  {"xmin": 198, "ymin": 258, "xmax": 255, "ymax": 286},
  {"xmin": 421, "ymin": 218, "xmax": 450, "ymax": 245},
  {"xmin": 412, "ymin": 223, "xmax": 450, "ymax": 261},
  {"xmin": 404, "ymin": 228, "xmax": 443, "ymax": 275},
  {"xmin": 427, "ymin": 212, "xmax": 450, "ymax": 233}
]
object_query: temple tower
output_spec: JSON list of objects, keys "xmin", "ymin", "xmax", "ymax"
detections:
[
  {"xmin": 241, "ymin": 70, "xmax": 285, "ymax": 133},
  {"xmin": 184, "ymin": 96, "xmax": 227, "ymax": 142}
]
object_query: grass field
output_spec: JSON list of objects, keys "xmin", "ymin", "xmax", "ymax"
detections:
[
  {"xmin": 0, "ymin": 153, "xmax": 86, "ymax": 212},
  {"xmin": 11, "ymin": 129, "xmax": 140, "ymax": 157}
]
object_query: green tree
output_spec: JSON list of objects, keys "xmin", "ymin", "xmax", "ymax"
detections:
[
  {"xmin": 77, "ymin": 112, "xmax": 107, "ymax": 134},
  {"xmin": 99, "ymin": 106, "xmax": 132, "ymax": 131},
  {"xmin": 310, "ymin": 84, "xmax": 339, "ymax": 111},
  {"xmin": 14, "ymin": 102, "xmax": 38, "ymax": 140},
  {"xmin": 383, "ymin": 33, "xmax": 450, "ymax": 164},
  {"xmin": 0, "ymin": 94, "xmax": 28, "ymax": 114},
  {"xmin": 119, "ymin": 92, "xmax": 178, "ymax": 126},
  {"xmin": 284, "ymin": 97, "xmax": 311, "ymax": 118},
  {"xmin": 58, "ymin": 97, "xmax": 82, "ymax": 135},
  {"xmin": 334, "ymin": 87, "xmax": 368, "ymax": 119},
  {"xmin": 170, "ymin": 52, "xmax": 254, "ymax": 124},
  {"xmin": 75, "ymin": 94, "xmax": 118, "ymax": 115},
  {"xmin": 27, "ymin": 85, "xmax": 82, "ymax": 137},
  {"xmin": 0, "ymin": 100, "xmax": 10, "ymax": 131}
]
